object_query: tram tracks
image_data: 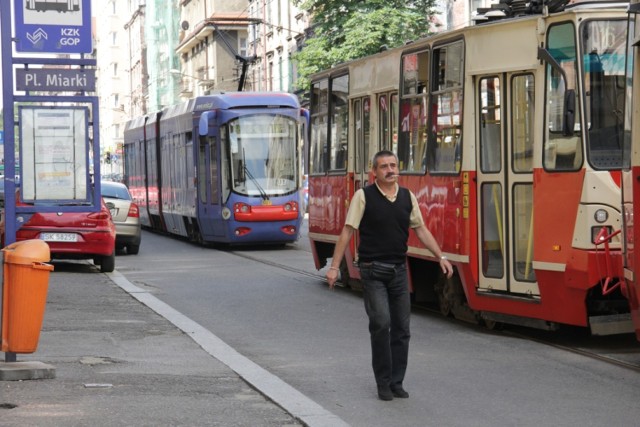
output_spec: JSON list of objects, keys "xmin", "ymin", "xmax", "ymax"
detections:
[
  {"xmin": 537, "ymin": 338, "xmax": 640, "ymax": 373},
  {"xmin": 228, "ymin": 248, "xmax": 640, "ymax": 374}
]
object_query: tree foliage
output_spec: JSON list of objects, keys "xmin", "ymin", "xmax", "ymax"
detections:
[{"xmin": 293, "ymin": 0, "xmax": 438, "ymax": 90}]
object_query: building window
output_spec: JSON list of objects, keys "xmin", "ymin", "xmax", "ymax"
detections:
[
  {"xmin": 269, "ymin": 60, "xmax": 274, "ymax": 91},
  {"xmin": 278, "ymin": 56, "xmax": 283, "ymax": 91},
  {"xmin": 239, "ymin": 37, "xmax": 248, "ymax": 57}
]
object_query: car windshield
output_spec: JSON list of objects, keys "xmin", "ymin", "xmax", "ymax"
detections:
[{"xmin": 101, "ymin": 183, "xmax": 131, "ymax": 200}]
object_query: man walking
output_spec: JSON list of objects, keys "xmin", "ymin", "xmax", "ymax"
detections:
[{"xmin": 326, "ymin": 150, "xmax": 453, "ymax": 401}]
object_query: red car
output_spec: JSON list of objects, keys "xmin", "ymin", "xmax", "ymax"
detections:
[{"xmin": 15, "ymin": 198, "xmax": 117, "ymax": 272}]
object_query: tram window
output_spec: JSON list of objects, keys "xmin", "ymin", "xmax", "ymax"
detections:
[
  {"xmin": 363, "ymin": 97, "xmax": 371, "ymax": 170},
  {"xmin": 623, "ymin": 18, "xmax": 636, "ymax": 170},
  {"xmin": 186, "ymin": 132, "xmax": 194, "ymax": 192},
  {"xmin": 174, "ymin": 134, "xmax": 183, "ymax": 193},
  {"xmin": 544, "ymin": 22, "xmax": 582, "ymax": 171},
  {"xmin": 399, "ymin": 51, "xmax": 430, "ymax": 173},
  {"xmin": 209, "ymin": 136, "xmax": 218, "ymax": 202},
  {"xmin": 512, "ymin": 74, "xmax": 535, "ymax": 173},
  {"xmin": 198, "ymin": 137, "xmax": 207, "ymax": 203},
  {"xmin": 479, "ymin": 76, "xmax": 502, "ymax": 173},
  {"xmin": 398, "ymin": 97, "xmax": 428, "ymax": 172},
  {"xmin": 481, "ymin": 182, "xmax": 504, "ymax": 279},
  {"xmin": 329, "ymin": 74, "xmax": 349, "ymax": 171},
  {"xmin": 379, "ymin": 95, "xmax": 389, "ymax": 151},
  {"xmin": 379, "ymin": 92, "xmax": 399, "ymax": 153},
  {"xmin": 310, "ymin": 80, "xmax": 328, "ymax": 173},
  {"xmin": 391, "ymin": 93, "xmax": 399, "ymax": 154},
  {"xmin": 582, "ymin": 20, "xmax": 626, "ymax": 170},
  {"xmin": 402, "ymin": 51, "xmax": 429, "ymax": 96},
  {"xmin": 399, "ymin": 51, "xmax": 430, "ymax": 172},
  {"xmin": 220, "ymin": 126, "xmax": 231, "ymax": 203},
  {"xmin": 355, "ymin": 99, "xmax": 363, "ymax": 172},
  {"xmin": 427, "ymin": 41, "xmax": 464, "ymax": 174},
  {"xmin": 513, "ymin": 183, "xmax": 536, "ymax": 282}
]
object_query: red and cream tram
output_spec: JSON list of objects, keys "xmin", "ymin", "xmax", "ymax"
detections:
[
  {"xmin": 623, "ymin": 0, "xmax": 640, "ymax": 341},
  {"xmin": 308, "ymin": 0, "xmax": 633, "ymax": 334}
]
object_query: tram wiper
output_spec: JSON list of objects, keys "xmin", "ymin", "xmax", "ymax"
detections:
[{"xmin": 242, "ymin": 149, "xmax": 269, "ymax": 201}]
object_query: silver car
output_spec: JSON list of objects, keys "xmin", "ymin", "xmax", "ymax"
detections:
[{"xmin": 101, "ymin": 181, "xmax": 141, "ymax": 255}]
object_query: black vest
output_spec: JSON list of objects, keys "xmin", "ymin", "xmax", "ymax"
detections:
[{"xmin": 358, "ymin": 184, "xmax": 412, "ymax": 264}]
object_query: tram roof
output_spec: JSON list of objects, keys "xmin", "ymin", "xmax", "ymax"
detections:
[{"xmin": 182, "ymin": 92, "xmax": 300, "ymax": 115}]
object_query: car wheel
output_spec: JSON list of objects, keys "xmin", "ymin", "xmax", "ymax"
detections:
[
  {"xmin": 127, "ymin": 244, "xmax": 140, "ymax": 255},
  {"xmin": 100, "ymin": 251, "xmax": 115, "ymax": 273}
]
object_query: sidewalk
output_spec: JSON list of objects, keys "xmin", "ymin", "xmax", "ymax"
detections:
[{"xmin": 0, "ymin": 263, "xmax": 304, "ymax": 426}]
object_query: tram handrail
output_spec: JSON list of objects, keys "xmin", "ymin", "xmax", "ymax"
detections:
[{"xmin": 594, "ymin": 227, "xmax": 622, "ymax": 295}]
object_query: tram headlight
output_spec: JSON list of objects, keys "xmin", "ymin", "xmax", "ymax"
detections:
[
  {"xmin": 283, "ymin": 202, "xmax": 298, "ymax": 212},
  {"xmin": 234, "ymin": 202, "xmax": 251, "ymax": 213},
  {"xmin": 594, "ymin": 209, "xmax": 608, "ymax": 224}
]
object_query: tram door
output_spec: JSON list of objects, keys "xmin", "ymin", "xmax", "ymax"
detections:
[{"xmin": 476, "ymin": 73, "xmax": 539, "ymax": 295}]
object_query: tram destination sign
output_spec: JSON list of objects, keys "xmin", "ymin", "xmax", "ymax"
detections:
[{"xmin": 16, "ymin": 69, "xmax": 95, "ymax": 92}]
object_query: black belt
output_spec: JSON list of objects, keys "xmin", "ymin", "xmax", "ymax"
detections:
[{"xmin": 359, "ymin": 261, "xmax": 404, "ymax": 268}]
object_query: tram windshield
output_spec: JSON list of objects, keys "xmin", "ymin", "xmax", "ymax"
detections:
[
  {"xmin": 582, "ymin": 19, "xmax": 626, "ymax": 169},
  {"xmin": 225, "ymin": 114, "xmax": 298, "ymax": 198}
]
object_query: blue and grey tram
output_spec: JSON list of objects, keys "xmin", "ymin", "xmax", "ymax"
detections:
[{"xmin": 123, "ymin": 92, "xmax": 306, "ymax": 245}]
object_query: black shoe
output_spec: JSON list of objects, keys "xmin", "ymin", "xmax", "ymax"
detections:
[
  {"xmin": 391, "ymin": 386, "xmax": 409, "ymax": 398},
  {"xmin": 377, "ymin": 385, "xmax": 394, "ymax": 401}
]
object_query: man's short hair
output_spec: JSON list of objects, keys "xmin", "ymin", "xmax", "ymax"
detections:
[{"xmin": 372, "ymin": 150, "xmax": 397, "ymax": 168}]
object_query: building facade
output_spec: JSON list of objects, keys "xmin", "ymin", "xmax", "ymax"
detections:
[
  {"xmin": 94, "ymin": 0, "xmax": 131, "ymax": 177},
  {"xmin": 174, "ymin": 0, "xmax": 251, "ymax": 96},
  {"xmin": 246, "ymin": 0, "xmax": 309, "ymax": 93}
]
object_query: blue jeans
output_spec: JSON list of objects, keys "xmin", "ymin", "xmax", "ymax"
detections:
[{"xmin": 360, "ymin": 262, "xmax": 410, "ymax": 389}]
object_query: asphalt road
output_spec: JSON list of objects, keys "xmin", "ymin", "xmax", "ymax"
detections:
[{"xmin": 112, "ymin": 223, "xmax": 640, "ymax": 427}]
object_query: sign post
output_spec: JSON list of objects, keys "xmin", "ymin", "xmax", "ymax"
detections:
[{"xmin": 1, "ymin": 0, "xmax": 99, "ymax": 365}]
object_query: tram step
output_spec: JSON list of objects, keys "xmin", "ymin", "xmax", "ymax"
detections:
[{"xmin": 589, "ymin": 313, "xmax": 634, "ymax": 336}]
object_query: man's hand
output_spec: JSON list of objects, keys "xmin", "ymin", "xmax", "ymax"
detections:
[
  {"xmin": 326, "ymin": 267, "xmax": 339, "ymax": 289},
  {"xmin": 440, "ymin": 258, "xmax": 454, "ymax": 278}
]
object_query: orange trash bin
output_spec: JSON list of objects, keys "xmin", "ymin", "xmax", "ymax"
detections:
[{"xmin": 1, "ymin": 239, "xmax": 54, "ymax": 353}]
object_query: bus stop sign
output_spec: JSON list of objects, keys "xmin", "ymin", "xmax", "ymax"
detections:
[{"xmin": 14, "ymin": 0, "xmax": 92, "ymax": 54}]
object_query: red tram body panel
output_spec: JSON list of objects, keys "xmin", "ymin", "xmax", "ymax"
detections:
[{"xmin": 309, "ymin": 1, "xmax": 632, "ymax": 335}]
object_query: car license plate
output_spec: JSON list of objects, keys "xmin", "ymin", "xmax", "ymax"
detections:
[
  {"xmin": 41, "ymin": 232, "xmax": 78, "ymax": 242},
  {"xmin": 110, "ymin": 209, "xmax": 117, "ymax": 217}
]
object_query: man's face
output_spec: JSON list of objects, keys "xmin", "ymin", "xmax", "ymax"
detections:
[{"xmin": 373, "ymin": 155, "xmax": 398, "ymax": 183}]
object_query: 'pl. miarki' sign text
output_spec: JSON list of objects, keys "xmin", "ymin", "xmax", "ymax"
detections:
[{"xmin": 16, "ymin": 69, "xmax": 96, "ymax": 92}]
